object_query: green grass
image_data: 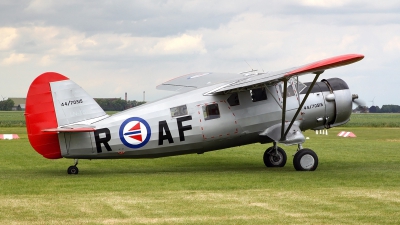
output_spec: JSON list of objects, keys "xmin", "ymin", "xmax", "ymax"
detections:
[
  {"xmin": 0, "ymin": 111, "xmax": 26, "ymax": 127},
  {"xmin": 0, "ymin": 127, "xmax": 399, "ymax": 224},
  {"xmin": 343, "ymin": 113, "xmax": 400, "ymax": 127}
]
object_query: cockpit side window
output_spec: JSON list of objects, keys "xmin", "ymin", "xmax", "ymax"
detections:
[
  {"xmin": 250, "ymin": 88, "xmax": 267, "ymax": 102},
  {"xmin": 227, "ymin": 93, "xmax": 240, "ymax": 106}
]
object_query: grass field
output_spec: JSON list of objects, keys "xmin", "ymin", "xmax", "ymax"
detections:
[
  {"xmin": 0, "ymin": 122, "xmax": 399, "ymax": 224},
  {"xmin": 0, "ymin": 111, "xmax": 26, "ymax": 127}
]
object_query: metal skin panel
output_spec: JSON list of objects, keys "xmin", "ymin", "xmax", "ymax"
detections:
[
  {"xmin": 198, "ymin": 101, "xmax": 239, "ymax": 141},
  {"xmin": 59, "ymin": 132, "xmax": 95, "ymax": 156},
  {"xmin": 50, "ymin": 80, "xmax": 107, "ymax": 126}
]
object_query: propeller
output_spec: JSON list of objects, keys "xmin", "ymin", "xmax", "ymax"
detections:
[{"xmin": 352, "ymin": 94, "xmax": 368, "ymax": 112}]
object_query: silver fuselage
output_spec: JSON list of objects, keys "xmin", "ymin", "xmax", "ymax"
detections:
[{"xmin": 60, "ymin": 79, "xmax": 352, "ymax": 159}]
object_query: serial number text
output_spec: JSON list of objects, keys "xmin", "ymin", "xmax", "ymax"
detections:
[
  {"xmin": 304, "ymin": 103, "xmax": 323, "ymax": 110},
  {"xmin": 61, "ymin": 99, "xmax": 83, "ymax": 107}
]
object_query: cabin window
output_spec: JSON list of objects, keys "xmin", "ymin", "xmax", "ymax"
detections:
[
  {"xmin": 202, "ymin": 104, "xmax": 220, "ymax": 120},
  {"xmin": 250, "ymin": 88, "xmax": 267, "ymax": 102},
  {"xmin": 170, "ymin": 105, "xmax": 188, "ymax": 117},
  {"xmin": 227, "ymin": 93, "xmax": 240, "ymax": 106}
]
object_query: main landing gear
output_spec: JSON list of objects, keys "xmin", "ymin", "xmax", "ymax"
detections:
[
  {"xmin": 263, "ymin": 143, "xmax": 319, "ymax": 171},
  {"xmin": 67, "ymin": 159, "xmax": 79, "ymax": 174}
]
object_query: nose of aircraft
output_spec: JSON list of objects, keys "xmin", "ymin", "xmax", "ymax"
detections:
[
  {"xmin": 300, "ymin": 78, "xmax": 355, "ymax": 130},
  {"xmin": 321, "ymin": 78, "xmax": 353, "ymax": 127}
]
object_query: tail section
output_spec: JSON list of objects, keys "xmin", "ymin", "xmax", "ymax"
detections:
[{"xmin": 25, "ymin": 72, "xmax": 107, "ymax": 159}]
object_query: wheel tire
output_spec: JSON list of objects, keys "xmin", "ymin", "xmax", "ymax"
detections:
[
  {"xmin": 67, "ymin": 166, "xmax": 79, "ymax": 174},
  {"xmin": 263, "ymin": 146, "xmax": 287, "ymax": 167},
  {"xmin": 293, "ymin": 149, "xmax": 318, "ymax": 171}
]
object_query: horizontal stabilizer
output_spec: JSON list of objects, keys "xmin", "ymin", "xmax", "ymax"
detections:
[{"xmin": 43, "ymin": 125, "xmax": 95, "ymax": 133}]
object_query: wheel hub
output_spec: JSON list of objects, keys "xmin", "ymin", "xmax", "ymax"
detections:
[
  {"xmin": 300, "ymin": 154, "xmax": 315, "ymax": 169},
  {"xmin": 270, "ymin": 152, "xmax": 283, "ymax": 165}
]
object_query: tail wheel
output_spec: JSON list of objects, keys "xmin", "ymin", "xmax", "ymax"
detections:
[
  {"xmin": 293, "ymin": 149, "xmax": 318, "ymax": 171},
  {"xmin": 67, "ymin": 166, "xmax": 79, "ymax": 174},
  {"xmin": 263, "ymin": 147, "xmax": 287, "ymax": 167}
]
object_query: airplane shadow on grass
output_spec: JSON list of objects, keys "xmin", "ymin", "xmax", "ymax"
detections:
[{"xmin": 32, "ymin": 157, "xmax": 304, "ymax": 176}]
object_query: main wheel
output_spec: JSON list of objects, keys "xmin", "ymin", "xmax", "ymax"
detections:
[
  {"xmin": 263, "ymin": 147, "xmax": 287, "ymax": 167},
  {"xmin": 293, "ymin": 149, "xmax": 318, "ymax": 171},
  {"xmin": 67, "ymin": 166, "xmax": 79, "ymax": 174}
]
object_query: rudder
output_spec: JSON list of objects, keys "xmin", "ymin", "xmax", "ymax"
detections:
[{"xmin": 25, "ymin": 72, "xmax": 107, "ymax": 159}]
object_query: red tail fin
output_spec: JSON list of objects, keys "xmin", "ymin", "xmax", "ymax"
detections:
[{"xmin": 25, "ymin": 72, "xmax": 68, "ymax": 159}]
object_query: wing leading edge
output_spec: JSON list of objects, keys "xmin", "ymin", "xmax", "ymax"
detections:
[
  {"xmin": 156, "ymin": 54, "xmax": 364, "ymax": 95},
  {"xmin": 206, "ymin": 54, "xmax": 364, "ymax": 95}
]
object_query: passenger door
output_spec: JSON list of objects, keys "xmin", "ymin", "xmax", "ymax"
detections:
[{"xmin": 197, "ymin": 101, "xmax": 239, "ymax": 141}]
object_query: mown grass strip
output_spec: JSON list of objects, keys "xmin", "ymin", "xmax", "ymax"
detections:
[{"xmin": 0, "ymin": 127, "xmax": 399, "ymax": 224}]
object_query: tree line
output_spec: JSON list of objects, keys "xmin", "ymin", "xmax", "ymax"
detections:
[
  {"xmin": 94, "ymin": 98, "xmax": 146, "ymax": 111},
  {"xmin": 0, "ymin": 99, "xmax": 14, "ymax": 111},
  {"xmin": 369, "ymin": 105, "xmax": 400, "ymax": 113},
  {"xmin": 354, "ymin": 105, "xmax": 400, "ymax": 113}
]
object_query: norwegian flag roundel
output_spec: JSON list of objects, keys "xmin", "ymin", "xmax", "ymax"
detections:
[{"xmin": 119, "ymin": 117, "xmax": 151, "ymax": 149}]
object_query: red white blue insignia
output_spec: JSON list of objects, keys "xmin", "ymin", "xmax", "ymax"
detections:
[{"xmin": 119, "ymin": 117, "xmax": 151, "ymax": 148}]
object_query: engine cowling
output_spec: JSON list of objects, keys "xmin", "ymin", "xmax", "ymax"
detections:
[{"xmin": 300, "ymin": 78, "xmax": 353, "ymax": 130}]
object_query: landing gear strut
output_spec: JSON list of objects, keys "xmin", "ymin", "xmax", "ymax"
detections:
[
  {"xmin": 263, "ymin": 142, "xmax": 287, "ymax": 167},
  {"xmin": 67, "ymin": 159, "xmax": 79, "ymax": 175}
]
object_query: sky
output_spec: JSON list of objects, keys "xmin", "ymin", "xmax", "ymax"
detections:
[{"xmin": 1, "ymin": 0, "xmax": 400, "ymax": 107}]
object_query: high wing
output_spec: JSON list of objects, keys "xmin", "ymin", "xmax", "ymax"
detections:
[
  {"xmin": 156, "ymin": 54, "xmax": 364, "ymax": 95},
  {"xmin": 156, "ymin": 72, "xmax": 244, "ymax": 92}
]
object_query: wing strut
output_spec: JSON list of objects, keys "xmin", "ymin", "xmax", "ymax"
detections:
[
  {"xmin": 280, "ymin": 79, "xmax": 288, "ymax": 140},
  {"xmin": 280, "ymin": 71, "xmax": 324, "ymax": 141}
]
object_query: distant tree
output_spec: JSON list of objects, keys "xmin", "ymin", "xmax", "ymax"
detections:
[
  {"xmin": 94, "ymin": 98, "xmax": 145, "ymax": 111},
  {"xmin": 0, "ymin": 99, "xmax": 14, "ymax": 111},
  {"xmin": 126, "ymin": 100, "xmax": 146, "ymax": 109},
  {"xmin": 369, "ymin": 106, "xmax": 380, "ymax": 113},
  {"xmin": 380, "ymin": 105, "xmax": 400, "ymax": 113}
]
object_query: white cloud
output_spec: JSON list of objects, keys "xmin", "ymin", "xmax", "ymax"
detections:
[
  {"xmin": 39, "ymin": 55, "xmax": 52, "ymax": 66},
  {"xmin": 300, "ymin": 0, "xmax": 349, "ymax": 7},
  {"xmin": 0, "ymin": 27, "xmax": 17, "ymax": 50},
  {"xmin": 25, "ymin": 0, "xmax": 56, "ymax": 13},
  {"xmin": 2, "ymin": 53, "xmax": 29, "ymax": 65},
  {"xmin": 384, "ymin": 36, "xmax": 400, "ymax": 51},
  {"xmin": 151, "ymin": 34, "xmax": 206, "ymax": 55}
]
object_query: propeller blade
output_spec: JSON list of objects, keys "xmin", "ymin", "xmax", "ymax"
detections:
[{"xmin": 353, "ymin": 98, "xmax": 366, "ymax": 107}]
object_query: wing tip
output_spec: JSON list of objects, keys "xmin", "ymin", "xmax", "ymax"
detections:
[{"xmin": 285, "ymin": 53, "xmax": 364, "ymax": 77}]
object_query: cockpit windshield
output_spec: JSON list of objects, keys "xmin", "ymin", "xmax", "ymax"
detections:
[
  {"xmin": 278, "ymin": 78, "xmax": 307, "ymax": 97},
  {"xmin": 291, "ymin": 78, "xmax": 307, "ymax": 94}
]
